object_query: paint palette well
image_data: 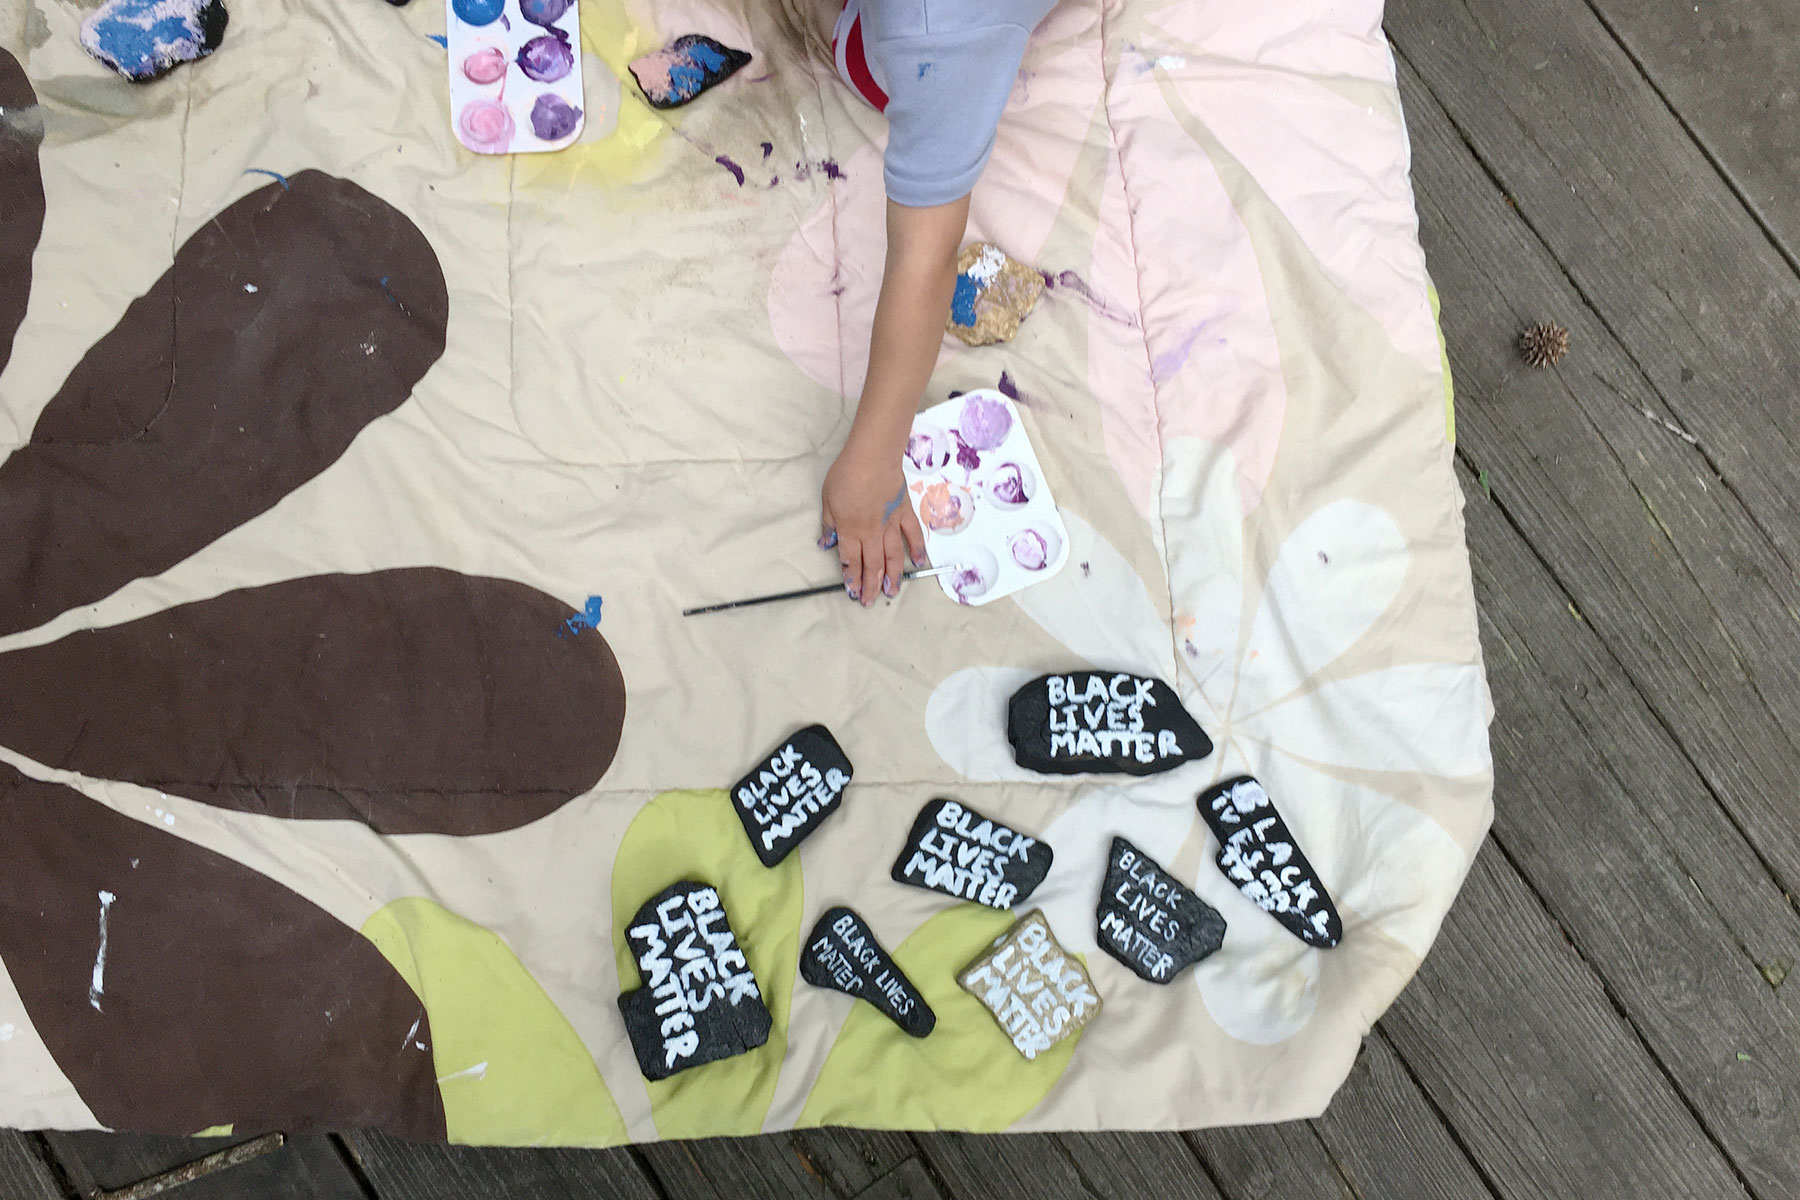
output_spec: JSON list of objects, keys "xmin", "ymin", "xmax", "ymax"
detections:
[
  {"xmin": 902, "ymin": 390, "xmax": 1070, "ymax": 606},
  {"xmin": 446, "ymin": 0, "xmax": 584, "ymax": 155}
]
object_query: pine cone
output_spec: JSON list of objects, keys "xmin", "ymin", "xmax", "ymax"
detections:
[{"xmin": 1519, "ymin": 321, "xmax": 1570, "ymax": 368}]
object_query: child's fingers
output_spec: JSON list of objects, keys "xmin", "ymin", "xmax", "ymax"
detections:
[
  {"xmin": 858, "ymin": 537, "xmax": 883, "ymax": 608},
  {"xmin": 818, "ymin": 505, "xmax": 838, "ymax": 551},
  {"xmin": 839, "ymin": 538, "xmax": 864, "ymax": 602},
  {"xmin": 881, "ymin": 522, "xmax": 906, "ymax": 599},
  {"xmin": 898, "ymin": 504, "xmax": 927, "ymax": 567}
]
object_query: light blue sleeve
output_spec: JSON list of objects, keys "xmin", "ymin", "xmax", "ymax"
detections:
[{"xmin": 869, "ymin": 22, "xmax": 1034, "ymax": 207}]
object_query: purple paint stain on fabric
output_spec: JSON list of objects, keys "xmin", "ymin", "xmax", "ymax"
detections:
[
  {"xmin": 715, "ymin": 155, "xmax": 746, "ymax": 185},
  {"xmin": 1151, "ymin": 323, "xmax": 1208, "ymax": 383},
  {"xmin": 529, "ymin": 94, "xmax": 581, "ymax": 140},
  {"xmin": 820, "ymin": 159, "xmax": 845, "ymax": 180},
  {"xmin": 1040, "ymin": 269, "xmax": 1140, "ymax": 329},
  {"xmin": 996, "ymin": 372, "xmax": 1019, "ymax": 401},
  {"xmin": 761, "ymin": 141, "xmax": 774, "ymax": 159}
]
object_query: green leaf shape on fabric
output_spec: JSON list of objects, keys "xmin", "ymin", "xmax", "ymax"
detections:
[
  {"xmin": 796, "ymin": 905, "xmax": 1085, "ymax": 1130},
  {"xmin": 362, "ymin": 897, "xmax": 627, "ymax": 1147},
  {"xmin": 611, "ymin": 788, "xmax": 803, "ymax": 1139}
]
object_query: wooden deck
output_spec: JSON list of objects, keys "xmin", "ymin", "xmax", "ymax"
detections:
[{"xmin": 7, "ymin": 0, "xmax": 1799, "ymax": 1193}]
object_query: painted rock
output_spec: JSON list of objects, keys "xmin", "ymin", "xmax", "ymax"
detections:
[
  {"xmin": 946, "ymin": 242, "xmax": 1045, "ymax": 347},
  {"xmin": 1008, "ymin": 671, "xmax": 1214, "ymax": 776},
  {"xmin": 617, "ymin": 881, "xmax": 772, "ymax": 1080},
  {"xmin": 799, "ymin": 907, "xmax": 935, "ymax": 1038},
  {"xmin": 1095, "ymin": 836, "xmax": 1225, "ymax": 983},
  {"xmin": 890, "ymin": 798, "xmax": 1051, "ymax": 910},
  {"xmin": 730, "ymin": 725, "xmax": 852, "ymax": 867},
  {"xmin": 80, "ymin": 0, "xmax": 228, "ymax": 82},
  {"xmin": 957, "ymin": 910, "xmax": 1100, "ymax": 1060},
  {"xmin": 629, "ymin": 34, "xmax": 752, "ymax": 110},
  {"xmin": 1198, "ymin": 776, "xmax": 1341, "ymax": 948}
]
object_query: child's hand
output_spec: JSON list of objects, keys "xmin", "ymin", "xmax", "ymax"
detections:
[{"xmin": 820, "ymin": 439, "xmax": 927, "ymax": 607}]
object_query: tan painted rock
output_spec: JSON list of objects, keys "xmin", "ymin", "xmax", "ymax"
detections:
[
  {"xmin": 957, "ymin": 909, "xmax": 1101, "ymax": 1059},
  {"xmin": 946, "ymin": 242, "xmax": 1045, "ymax": 347}
]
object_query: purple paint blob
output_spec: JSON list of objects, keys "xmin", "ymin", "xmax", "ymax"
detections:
[
  {"xmin": 996, "ymin": 371, "xmax": 1019, "ymax": 402},
  {"xmin": 948, "ymin": 546, "xmax": 1000, "ymax": 604},
  {"xmin": 820, "ymin": 159, "xmax": 845, "ymax": 180},
  {"xmin": 951, "ymin": 430, "xmax": 982, "ymax": 472},
  {"xmin": 985, "ymin": 461, "xmax": 1035, "ymax": 507},
  {"xmin": 1009, "ymin": 526, "xmax": 1062, "ymax": 571},
  {"xmin": 906, "ymin": 425, "xmax": 952, "ymax": 471},
  {"xmin": 761, "ymin": 141, "xmax": 774, "ymax": 159},
  {"xmin": 517, "ymin": 30, "xmax": 572, "ymax": 82},
  {"xmin": 529, "ymin": 93, "xmax": 581, "ymax": 141},
  {"xmin": 517, "ymin": 0, "xmax": 570, "ymax": 26},
  {"xmin": 1039, "ymin": 269, "xmax": 1141, "ymax": 329},
  {"xmin": 958, "ymin": 394, "xmax": 1012, "ymax": 451},
  {"xmin": 715, "ymin": 155, "xmax": 746, "ymax": 185}
]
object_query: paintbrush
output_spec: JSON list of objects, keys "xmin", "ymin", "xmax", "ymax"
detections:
[{"xmin": 682, "ymin": 565, "xmax": 959, "ymax": 617}]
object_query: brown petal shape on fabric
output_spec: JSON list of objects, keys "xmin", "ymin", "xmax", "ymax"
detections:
[
  {"xmin": 0, "ymin": 50, "xmax": 45, "ymax": 377},
  {"xmin": 0, "ymin": 762, "xmax": 447, "ymax": 1138},
  {"xmin": 0, "ymin": 169, "xmax": 448, "ymax": 637},
  {"xmin": 0, "ymin": 568, "xmax": 627, "ymax": 835}
]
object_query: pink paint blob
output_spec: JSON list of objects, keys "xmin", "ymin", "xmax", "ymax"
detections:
[
  {"xmin": 1009, "ymin": 525, "xmax": 1063, "ymax": 571},
  {"xmin": 458, "ymin": 99, "xmax": 515, "ymax": 153},
  {"xmin": 462, "ymin": 46, "xmax": 506, "ymax": 84}
]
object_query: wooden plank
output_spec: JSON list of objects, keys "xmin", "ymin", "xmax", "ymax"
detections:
[
  {"xmin": 1396, "ymin": 54, "xmax": 1800, "ymax": 1195},
  {"xmin": 790, "ymin": 1129, "xmax": 919, "ymax": 1196},
  {"xmin": 343, "ymin": 1129, "xmax": 663, "ymax": 1200},
  {"xmin": 1387, "ymin": 0, "xmax": 1800, "ymax": 594},
  {"xmin": 1055, "ymin": 1132, "xmax": 1226, "ymax": 1200},
  {"xmin": 911, "ymin": 1132, "xmax": 1112, "ymax": 1200},
  {"xmin": 1576, "ymin": 0, "xmax": 1800, "ymax": 259},
  {"xmin": 1385, "ymin": 1, "xmax": 1800, "ymax": 910},
  {"xmin": 1186, "ymin": 1121, "xmax": 1351, "ymax": 1200},
  {"xmin": 852, "ymin": 1158, "xmax": 947, "ymax": 1200},
  {"xmin": 1309, "ymin": 1036, "xmax": 1498, "ymax": 1200},
  {"xmin": 1378, "ymin": 847, "xmax": 1750, "ymax": 1200},
  {"xmin": 638, "ymin": 1131, "xmax": 911, "ymax": 1200},
  {"xmin": 45, "ymin": 1132, "xmax": 363, "ymax": 1200},
  {"xmin": 0, "ymin": 1131, "xmax": 66, "ymax": 1200}
]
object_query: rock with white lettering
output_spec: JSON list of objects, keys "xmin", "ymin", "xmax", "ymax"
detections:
[
  {"xmin": 890, "ymin": 799, "xmax": 1051, "ymax": 910},
  {"xmin": 1008, "ymin": 672, "xmax": 1213, "ymax": 776},
  {"xmin": 957, "ymin": 910, "xmax": 1101, "ymax": 1060},
  {"xmin": 1095, "ymin": 836, "xmax": 1225, "ymax": 983},
  {"xmin": 617, "ymin": 881, "xmax": 772, "ymax": 1080},
  {"xmin": 799, "ymin": 907, "xmax": 935, "ymax": 1037},
  {"xmin": 730, "ymin": 725, "xmax": 853, "ymax": 867},
  {"xmin": 1197, "ymin": 776, "xmax": 1341, "ymax": 949}
]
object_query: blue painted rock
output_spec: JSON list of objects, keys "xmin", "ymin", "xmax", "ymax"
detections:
[
  {"xmin": 891, "ymin": 798, "xmax": 1051, "ymax": 910},
  {"xmin": 799, "ymin": 907, "xmax": 934, "ymax": 1037},
  {"xmin": 80, "ymin": 0, "xmax": 228, "ymax": 82},
  {"xmin": 1095, "ymin": 836, "xmax": 1225, "ymax": 983},
  {"xmin": 730, "ymin": 725, "xmax": 852, "ymax": 867},
  {"xmin": 1198, "ymin": 775, "xmax": 1341, "ymax": 948},
  {"xmin": 1008, "ymin": 671, "xmax": 1213, "ymax": 776},
  {"xmin": 617, "ymin": 881, "xmax": 771, "ymax": 1080}
]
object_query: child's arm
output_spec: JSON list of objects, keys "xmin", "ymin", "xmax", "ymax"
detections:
[{"xmin": 821, "ymin": 194, "xmax": 970, "ymax": 607}]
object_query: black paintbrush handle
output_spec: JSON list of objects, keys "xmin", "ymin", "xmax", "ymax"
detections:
[{"xmin": 682, "ymin": 568, "xmax": 949, "ymax": 617}]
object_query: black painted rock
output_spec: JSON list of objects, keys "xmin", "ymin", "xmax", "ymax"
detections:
[
  {"xmin": 1095, "ymin": 836, "xmax": 1225, "ymax": 983},
  {"xmin": 730, "ymin": 725, "xmax": 852, "ymax": 867},
  {"xmin": 799, "ymin": 907, "xmax": 935, "ymax": 1038},
  {"xmin": 1008, "ymin": 671, "xmax": 1213, "ymax": 776},
  {"xmin": 629, "ymin": 35, "xmax": 752, "ymax": 110},
  {"xmin": 1198, "ymin": 776, "xmax": 1341, "ymax": 948},
  {"xmin": 957, "ymin": 910, "xmax": 1101, "ymax": 1060},
  {"xmin": 617, "ymin": 881, "xmax": 772, "ymax": 1080},
  {"xmin": 890, "ymin": 798, "xmax": 1051, "ymax": 910}
]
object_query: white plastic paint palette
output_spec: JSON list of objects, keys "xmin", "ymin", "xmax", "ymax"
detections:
[
  {"xmin": 902, "ymin": 390, "xmax": 1070, "ymax": 607},
  {"xmin": 446, "ymin": 0, "xmax": 584, "ymax": 155}
]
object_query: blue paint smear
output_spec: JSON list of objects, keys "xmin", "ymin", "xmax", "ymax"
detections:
[
  {"xmin": 950, "ymin": 275, "xmax": 980, "ymax": 327},
  {"xmin": 562, "ymin": 596, "xmax": 603, "ymax": 635},
  {"xmin": 86, "ymin": 1, "xmax": 214, "ymax": 80},
  {"xmin": 243, "ymin": 167, "xmax": 290, "ymax": 190},
  {"xmin": 917, "ymin": 61, "xmax": 933, "ymax": 79},
  {"xmin": 427, "ymin": 33, "xmax": 448, "ymax": 47}
]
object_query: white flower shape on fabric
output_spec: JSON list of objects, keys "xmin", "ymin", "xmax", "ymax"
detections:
[{"xmin": 925, "ymin": 438, "xmax": 1489, "ymax": 1046}]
